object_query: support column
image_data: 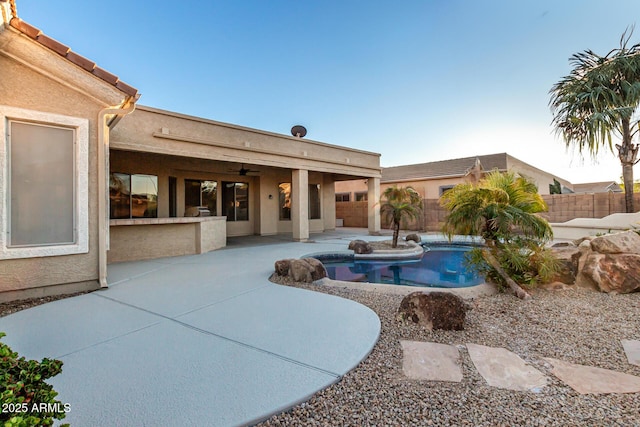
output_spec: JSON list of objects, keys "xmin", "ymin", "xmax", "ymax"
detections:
[
  {"xmin": 292, "ymin": 169, "xmax": 309, "ymax": 241},
  {"xmin": 368, "ymin": 177, "xmax": 381, "ymax": 235}
]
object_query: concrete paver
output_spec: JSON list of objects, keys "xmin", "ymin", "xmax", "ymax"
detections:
[
  {"xmin": 466, "ymin": 343, "xmax": 547, "ymax": 392},
  {"xmin": 622, "ymin": 339, "xmax": 640, "ymax": 367},
  {"xmin": 544, "ymin": 357, "xmax": 640, "ymax": 394},
  {"xmin": 400, "ymin": 340, "xmax": 463, "ymax": 382}
]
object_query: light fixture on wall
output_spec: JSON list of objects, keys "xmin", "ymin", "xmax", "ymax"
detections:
[{"xmin": 268, "ymin": 194, "xmax": 273, "ymax": 199}]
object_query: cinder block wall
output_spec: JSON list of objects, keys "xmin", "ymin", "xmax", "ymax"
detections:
[
  {"xmin": 336, "ymin": 193, "xmax": 640, "ymax": 233},
  {"xmin": 336, "ymin": 201, "xmax": 369, "ymax": 227}
]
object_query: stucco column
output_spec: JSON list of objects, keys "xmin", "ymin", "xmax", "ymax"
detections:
[
  {"xmin": 292, "ymin": 169, "xmax": 309, "ymax": 241},
  {"xmin": 368, "ymin": 177, "xmax": 381, "ymax": 235}
]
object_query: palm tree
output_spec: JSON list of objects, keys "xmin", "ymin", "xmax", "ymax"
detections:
[
  {"xmin": 380, "ymin": 186, "xmax": 423, "ymax": 248},
  {"xmin": 440, "ymin": 170, "xmax": 553, "ymax": 299},
  {"xmin": 550, "ymin": 29, "xmax": 640, "ymax": 213}
]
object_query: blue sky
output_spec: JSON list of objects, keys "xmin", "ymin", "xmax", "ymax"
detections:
[{"xmin": 15, "ymin": 0, "xmax": 640, "ymax": 183}]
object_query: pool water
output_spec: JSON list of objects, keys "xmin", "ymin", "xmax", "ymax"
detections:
[{"xmin": 319, "ymin": 245, "xmax": 483, "ymax": 288}]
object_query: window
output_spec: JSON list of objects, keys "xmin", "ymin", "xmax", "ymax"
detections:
[
  {"xmin": 1, "ymin": 106, "xmax": 88, "ymax": 259},
  {"xmin": 335, "ymin": 192, "xmax": 350, "ymax": 202},
  {"xmin": 185, "ymin": 179, "xmax": 217, "ymax": 215},
  {"xmin": 279, "ymin": 183, "xmax": 291, "ymax": 220},
  {"xmin": 439, "ymin": 185, "xmax": 455, "ymax": 196},
  {"xmin": 223, "ymin": 181, "xmax": 248, "ymax": 221},
  {"xmin": 309, "ymin": 184, "xmax": 321, "ymax": 220},
  {"xmin": 110, "ymin": 173, "xmax": 158, "ymax": 219},
  {"xmin": 355, "ymin": 191, "xmax": 368, "ymax": 201}
]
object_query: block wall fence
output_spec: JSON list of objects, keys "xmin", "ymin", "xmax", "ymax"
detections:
[{"xmin": 336, "ymin": 193, "xmax": 640, "ymax": 233}]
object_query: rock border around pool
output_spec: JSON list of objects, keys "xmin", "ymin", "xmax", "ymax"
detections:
[{"xmin": 354, "ymin": 240, "xmax": 425, "ymax": 260}]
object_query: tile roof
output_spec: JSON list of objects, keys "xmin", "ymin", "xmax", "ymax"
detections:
[
  {"xmin": 381, "ymin": 153, "xmax": 509, "ymax": 182},
  {"xmin": 572, "ymin": 181, "xmax": 622, "ymax": 193},
  {"xmin": 8, "ymin": 17, "xmax": 139, "ymax": 98}
]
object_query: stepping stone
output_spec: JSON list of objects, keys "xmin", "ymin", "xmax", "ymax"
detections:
[
  {"xmin": 621, "ymin": 339, "xmax": 640, "ymax": 367},
  {"xmin": 544, "ymin": 357, "xmax": 640, "ymax": 394},
  {"xmin": 400, "ymin": 340, "xmax": 463, "ymax": 382},
  {"xmin": 466, "ymin": 343, "xmax": 547, "ymax": 392}
]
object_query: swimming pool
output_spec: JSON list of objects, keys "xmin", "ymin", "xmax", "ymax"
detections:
[{"xmin": 316, "ymin": 243, "xmax": 484, "ymax": 288}]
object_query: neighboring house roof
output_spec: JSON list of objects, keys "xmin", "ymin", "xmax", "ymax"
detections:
[
  {"xmin": 381, "ymin": 153, "xmax": 509, "ymax": 182},
  {"xmin": 6, "ymin": 13, "xmax": 138, "ymax": 98},
  {"xmin": 572, "ymin": 181, "xmax": 623, "ymax": 193}
]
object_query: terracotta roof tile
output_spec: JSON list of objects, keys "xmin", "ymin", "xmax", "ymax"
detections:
[
  {"xmin": 114, "ymin": 80, "xmax": 138, "ymax": 97},
  {"xmin": 9, "ymin": 17, "xmax": 40, "ymax": 39},
  {"xmin": 91, "ymin": 66, "xmax": 118, "ymax": 85},
  {"xmin": 35, "ymin": 33, "xmax": 70, "ymax": 56},
  {"xmin": 66, "ymin": 51, "xmax": 95, "ymax": 72},
  {"xmin": 8, "ymin": 17, "xmax": 138, "ymax": 98}
]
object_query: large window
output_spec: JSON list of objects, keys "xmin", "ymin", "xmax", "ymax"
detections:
[
  {"xmin": 355, "ymin": 191, "xmax": 368, "ymax": 201},
  {"xmin": 9, "ymin": 122, "xmax": 74, "ymax": 246},
  {"xmin": 309, "ymin": 184, "xmax": 321, "ymax": 220},
  {"xmin": 185, "ymin": 179, "xmax": 217, "ymax": 215},
  {"xmin": 279, "ymin": 183, "xmax": 291, "ymax": 220},
  {"xmin": 1, "ymin": 107, "xmax": 88, "ymax": 259},
  {"xmin": 335, "ymin": 193, "xmax": 350, "ymax": 202},
  {"xmin": 110, "ymin": 173, "xmax": 158, "ymax": 219},
  {"xmin": 222, "ymin": 182, "xmax": 248, "ymax": 221}
]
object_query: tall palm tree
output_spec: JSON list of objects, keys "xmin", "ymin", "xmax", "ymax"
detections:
[
  {"xmin": 380, "ymin": 186, "xmax": 423, "ymax": 248},
  {"xmin": 550, "ymin": 29, "xmax": 640, "ymax": 212},
  {"xmin": 440, "ymin": 170, "xmax": 552, "ymax": 299}
]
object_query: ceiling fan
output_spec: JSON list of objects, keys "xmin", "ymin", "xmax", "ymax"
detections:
[{"xmin": 228, "ymin": 164, "xmax": 260, "ymax": 176}]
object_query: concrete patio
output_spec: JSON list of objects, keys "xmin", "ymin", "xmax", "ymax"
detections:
[{"xmin": 0, "ymin": 229, "xmax": 382, "ymax": 426}]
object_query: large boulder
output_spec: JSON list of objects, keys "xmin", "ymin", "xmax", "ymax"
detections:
[
  {"xmin": 273, "ymin": 258, "xmax": 327, "ymax": 283},
  {"xmin": 549, "ymin": 246, "xmax": 583, "ymax": 285},
  {"xmin": 348, "ymin": 239, "xmax": 373, "ymax": 254},
  {"xmin": 302, "ymin": 257, "xmax": 328, "ymax": 281},
  {"xmin": 397, "ymin": 291, "xmax": 468, "ymax": 331},
  {"xmin": 274, "ymin": 259, "xmax": 293, "ymax": 276},
  {"xmin": 581, "ymin": 253, "xmax": 640, "ymax": 294},
  {"xmin": 589, "ymin": 231, "xmax": 640, "ymax": 254},
  {"xmin": 405, "ymin": 234, "xmax": 422, "ymax": 243}
]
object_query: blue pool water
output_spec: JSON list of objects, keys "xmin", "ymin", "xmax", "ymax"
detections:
[{"xmin": 317, "ymin": 244, "xmax": 483, "ymax": 288}]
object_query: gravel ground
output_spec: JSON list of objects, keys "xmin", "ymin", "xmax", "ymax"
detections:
[
  {"xmin": 260, "ymin": 279, "xmax": 640, "ymax": 427},
  {"xmin": 0, "ymin": 291, "xmax": 92, "ymax": 317}
]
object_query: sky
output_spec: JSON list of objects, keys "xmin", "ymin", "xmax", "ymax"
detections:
[{"xmin": 14, "ymin": 0, "xmax": 640, "ymax": 184}]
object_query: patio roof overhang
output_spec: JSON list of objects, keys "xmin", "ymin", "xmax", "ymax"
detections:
[{"xmin": 110, "ymin": 106, "xmax": 382, "ymax": 181}]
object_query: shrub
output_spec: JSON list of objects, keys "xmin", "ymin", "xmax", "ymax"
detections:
[
  {"xmin": 467, "ymin": 239, "xmax": 562, "ymax": 290},
  {"xmin": 0, "ymin": 332, "xmax": 69, "ymax": 427}
]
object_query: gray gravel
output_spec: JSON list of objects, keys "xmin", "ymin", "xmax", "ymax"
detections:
[{"xmin": 259, "ymin": 281, "xmax": 640, "ymax": 426}]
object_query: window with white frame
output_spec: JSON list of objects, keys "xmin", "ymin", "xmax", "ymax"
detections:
[{"xmin": 1, "ymin": 106, "xmax": 88, "ymax": 259}]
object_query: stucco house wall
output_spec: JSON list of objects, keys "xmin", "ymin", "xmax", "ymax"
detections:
[{"xmin": 0, "ymin": 34, "xmax": 131, "ymax": 300}]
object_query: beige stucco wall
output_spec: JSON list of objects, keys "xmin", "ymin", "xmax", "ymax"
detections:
[
  {"xmin": 506, "ymin": 155, "xmax": 572, "ymax": 195},
  {"xmin": 111, "ymin": 106, "xmax": 381, "ymax": 179},
  {"xmin": 108, "ymin": 217, "xmax": 226, "ymax": 263},
  {"xmin": 0, "ymin": 50, "xmax": 124, "ymax": 299}
]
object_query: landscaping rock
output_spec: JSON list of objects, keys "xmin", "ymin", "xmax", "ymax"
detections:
[
  {"xmin": 348, "ymin": 239, "xmax": 373, "ymax": 254},
  {"xmin": 397, "ymin": 291, "xmax": 468, "ymax": 330},
  {"xmin": 302, "ymin": 257, "xmax": 327, "ymax": 281},
  {"xmin": 590, "ymin": 230, "xmax": 640, "ymax": 254},
  {"xmin": 581, "ymin": 253, "xmax": 640, "ymax": 293},
  {"xmin": 289, "ymin": 259, "xmax": 315, "ymax": 282},
  {"xmin": 274, "ymin": 259, "xmax": 293, "ymax": 276},
  {"xmin": 549, "ymin": 246, "xmax": 582, "ymax": 285},
  {"xmin": 274, "ymin": 258, "xmax": 327, "ymax": 283},
  {"xmin": 405, "ymin": 234, "xmax": 422, "ymax": 243}
]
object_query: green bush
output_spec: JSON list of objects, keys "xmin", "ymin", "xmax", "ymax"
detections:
[
  {"xmin": 467, "ymin": 239, "xmax": 562, "ymax": 290},
  {"xmin": 0, "ymin": 332, "xmax": 69, "ymax": 427}
]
